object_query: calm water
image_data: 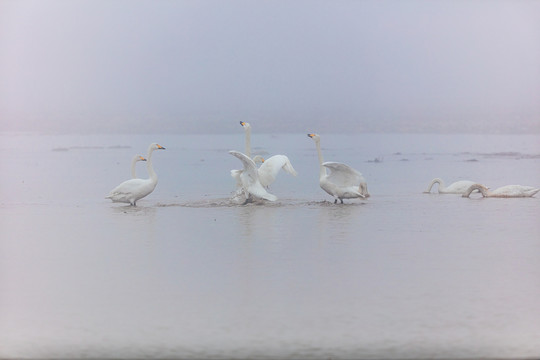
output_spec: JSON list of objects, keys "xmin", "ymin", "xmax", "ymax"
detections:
[{"xmin": 1, "ymin": 132, "xmax": 539, "ymax": 359}]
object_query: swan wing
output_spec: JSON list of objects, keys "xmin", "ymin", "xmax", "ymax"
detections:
[
  {"xmin": 323, "ymin": 162, "xmax": 365, "ymax": 187},
  {"xmin": 106, "ymin": 178, "xmax": 155, "ymax": 204},
  {"xmin": 229, "ymin": 150, "xmax": 258, "ymax": 175},
  {"xmin": 230, "ymin": 169, "xmax": 243, "ymax": 188},
  {"xmin": 257, "ymin": 155, "xmax": 297, "ymax": 187},
  {"xmin": 246, "ymin": 181, "xmax": 278, "ymax": 201},
  {"xmin": 107, "ymin": 178, "xmax": 147, "ymax": 197}
]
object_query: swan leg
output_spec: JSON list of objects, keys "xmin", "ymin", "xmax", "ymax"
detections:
[
  {"xmin": 242, "ymin": 192, "xmax": 254, "ymax": 205},
  {"xmin": 334, "ymin": 199, "xmax": 338, "ymax": 204},
  {"xmin": 340, "ymin": 198, "xmax": 344, "ymax": 204}
]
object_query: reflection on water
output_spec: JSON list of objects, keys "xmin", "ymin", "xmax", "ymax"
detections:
[
  {"xmin": 0, "ymin": 133, "xmax": 539, "ymax": 359},
  {"xmin": 110, "ymin": 203, "xmax": 158, "ymax": 216}
]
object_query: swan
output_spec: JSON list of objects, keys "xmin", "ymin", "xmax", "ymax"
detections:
[
  {"xmin": 130, "ymin": 155, "xmax": 147, "ymax": 178},
  {"xmin": 462, "ymin": 184, "xmax": 540, "ymax": 198},
  {"xmin": 307, "ymin": 133, "xmax": 369, "ymax": 203},
  {"xmin": 229, "ymin": 150, "xmax": 277, "ymax": 203},
  {"xmin": 239, "ymin": 121, "xmax": 297, "ymax": 187},
  {"xmin": 424, "ymin": 178, "xmax": 477, "ymax": 194},
  {"xmin": 106, "ymin": 143, "xmax": 166, "ymax": 206}
]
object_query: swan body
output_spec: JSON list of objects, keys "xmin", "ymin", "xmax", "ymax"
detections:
[
  {"xmin": 308, "ymin": 133, "xmax": 369, "ymax": 203},
  {"xmin": 130, "ymin": 155, "xmax": 147, "ymax": 178},
  {"xmin": 237, "ymin": 121, "xmax": 297, "ymax": 188},
  {"xmin": 424, "ymin": 178, "xmax": 477, "ymax": 194},
  {"xmin": 462, "ymin": 184, "xmax": 540, "ymax": 198},
  {"xmin": 229, "ymin": 150, "xmax": 277, "ymax": 202},
  {"xmin": 106, "ymin": 143, "xmax": 165, "ymax": 205}
]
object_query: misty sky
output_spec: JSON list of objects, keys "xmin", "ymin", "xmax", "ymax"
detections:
[{"xmin": 1, "ymin": 0, "xmax": 539, "ymax": 134}]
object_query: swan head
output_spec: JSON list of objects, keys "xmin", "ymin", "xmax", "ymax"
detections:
[
  {"xmin": 307, "ymin": 133, "xmax": 320, "ymax": 142},
  {"xmin": 240, "ymin": 121, "xmax": 251, "ymax": 130},
  {"xmin": 359, "ymin": 182, "xmax": 370, "ymax": 198},
  {"xmin": 150, "ymin": 143, "xmax": 166, "ymax": 151},
  {"xmin": 252, "ymin": 155, "xmax": 265, "ymax": 164}
]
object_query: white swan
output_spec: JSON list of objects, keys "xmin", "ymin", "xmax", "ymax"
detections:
[
  {"xmin": 424, "ymin": 178, "xmax": 477, "ymax": 194},
  {"xmin": 239, "ymin": 121, "xmax": 297, "ymax": 187},
  {"xmin": 130, "ymin": 155, "xmax": 147, "ymax": 178},
  {"xmin": 229, "ymin": 150, "xmax": 277, "ymax": 203},
  {"xmin": 307, "ymin": 133, "xmax": 369, "ymax": 203},
  {"xmin": 106, "ymin": 143, "xmax": 166, "ymax": 206},
  {"xmin": 462, "ymin": 184, "xmax": 540, "ymax": 198}
]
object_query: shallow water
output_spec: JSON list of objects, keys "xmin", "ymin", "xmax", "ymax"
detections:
[{"xmin": 1, "ymin": 132, "xmax": 539, "ymax": 359}]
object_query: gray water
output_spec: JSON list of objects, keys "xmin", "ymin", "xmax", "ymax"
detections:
[{"xmin": 1, "ymin": 132, "xmax": 539, "ymax": 359}]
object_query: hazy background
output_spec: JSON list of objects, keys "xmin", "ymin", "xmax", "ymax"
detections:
[{"xmin": 1, "ymin": 0, "xmax": 539, "ymax": 134}]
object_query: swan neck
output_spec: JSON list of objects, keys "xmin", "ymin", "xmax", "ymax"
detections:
[
  {"xmin": 315, "ymin": 139, "xmax": 326, "ymax": 178},
  {"xmin": 464, "ymin": 184, "xmax": 488, "ymax": 197},
  {"xmin": 146, "ymin": 146, "xmax": 158, "ymax": 181},
  {"xmin": 427, "ymin": 178, "xmax": 443, "ymax": 192},
  {"xmin": 245, "ymin": 127, "xmax": 251, "ymax": 158},
  {"xmin": 131, "ymin": 158, "xmax": 138, "ymax": 178}
]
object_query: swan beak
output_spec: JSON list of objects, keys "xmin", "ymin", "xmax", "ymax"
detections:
[
  {"xmin": 157, "ymin": 144, "xmax": 166, "ymax": 150},
  {"xmin": 240, "ymin": 121, "xmax": 246, "ymax": 127},
  {"xmin": 307, "ymin": 133, "xmax": 315, "ymax": 138},
  {"xmin": 139, "ymin": 156, "xmax": 147, "ymax": 161}
]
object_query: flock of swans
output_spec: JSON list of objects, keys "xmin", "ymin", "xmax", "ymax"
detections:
[{"xmin": 106, "ymin": 122, "xmax": 539, "ymax": 206}]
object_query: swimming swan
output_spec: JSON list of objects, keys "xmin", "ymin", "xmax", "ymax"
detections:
[
  {"xmin": 424, "ymin": 178, "xmax": 477, "ymax": 194},
  {"xmin": 240, "ymin": 121, "xmax": 297, "ymax": 187},
  {"xmin": 307, "ymin": 133, "xmax": 369, "ymax": 203},
  {"xmin": 106, "ymin": 143, "xmax": 166, "ymax": 206},
  {"xmin": 130, "ymin": 155, "xmax": 147, "ymax": 178},
  {"xmin": 462, "ymin": 184, "xmax": 540, "ymax": 198},
  {"xmin": 229, "ymin": 150, "xmax": 277, "ymax": 202}
]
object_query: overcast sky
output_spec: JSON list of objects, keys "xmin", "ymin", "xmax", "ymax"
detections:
[{"xmin": 1, "ymin": 0, "xmax": 539, "ymax": 134}]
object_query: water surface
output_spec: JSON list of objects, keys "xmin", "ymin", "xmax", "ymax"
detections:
[{"xmin": 1, "ymin": 133, "xmax": 539, "ymax": 359}]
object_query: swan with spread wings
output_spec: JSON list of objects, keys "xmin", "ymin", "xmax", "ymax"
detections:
[{"xmin": 229, "ymin": 150, "xmax": 277, "ymax": 203}]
